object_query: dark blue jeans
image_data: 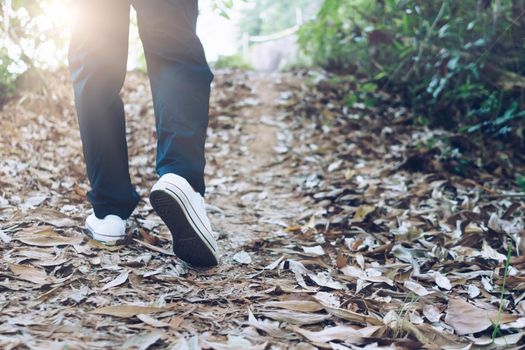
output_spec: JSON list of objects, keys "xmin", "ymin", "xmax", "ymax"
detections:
[{"xmin": 68, "ymin": 0, "xmax": 213, "ymax": 219}]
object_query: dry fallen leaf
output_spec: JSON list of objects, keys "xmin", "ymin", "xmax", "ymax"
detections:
[
  {"xmin": 233, "ymin": 251, "xmax": 252, "ymax": 264},
  {"xmin": 480, "ymin": 240, "xmax": 507, "ymax": 263},
  {"xmin": 404, "ymin": 280, "xmax": 432, "ymax": 296},
  {"xmin": 14, "ymin": 226, "xmax": 83, "ymax": 247},
  {"xmin": 433, "ymin": 271, "xmax": 452, "ymax": 290},
  {"xmin": 0, "ymin": 228, "xmax": 11, "ymax": 243},
  {"xmin": 137, "ymin": 314, "xmax": 170, "ymax": 328},
  {"xmin": 340, "ymin": 265, "xmax": 394, "ymax": 286},
  {"xmin": 352, "ymin": 205, "xmax": 375, "ymax": 222},
  {"xmin": 91, "ymin": 305, "xmax": 169, "ymax": 318},
  {"xmin": 264, "ymin": 300, "xmax": 324, "ymax": 313},
  {"xmin": 291, "ymin": 325, "xmax": 380, "ymax": 344},
  {"xmin": 101, "ymin": 271, "xmax": 129, "ymax": 291},
  {"xmin": 301, "ymin": 245, "xmax": 325, "ymax": 256},
  {"xmin": 247, "ymin": 308, "xmax": 286, "ymax": 338},
  {"xmin": 9, "ymin": 263, "xmax": 52, "ymax": 285},
  {"xmin": 260, "ymin": 310, "xmax": 331, "ymax": 325},
  {"xmin": 122, "ymin": 330, "xmax": 162, "ymax": 350},
  {"xmin": 445, "ymin": 297, "xmax": 519, "ymax": 335}
]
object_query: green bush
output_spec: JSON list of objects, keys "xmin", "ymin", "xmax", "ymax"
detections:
[
  {"xmin": 212, "ymin": 54, "xmax": 253, "ymax": 70},
  {"xmin": 0, "ymin": 48, "xmax": 16, "ymax": 103},
  {"xmin": 0, "ymin": 1, "xmax": 69, "ymax": 103},
  {"xmin": 299, "ymin": 0, "xmax": 525, "ymax": 137}
]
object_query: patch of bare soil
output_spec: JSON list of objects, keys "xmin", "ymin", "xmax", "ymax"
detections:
[{"xmin": 0, "ymin": 68, "xmax": 524, "ymax": 349}]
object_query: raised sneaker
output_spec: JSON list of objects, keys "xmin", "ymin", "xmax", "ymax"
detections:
[
  {"xmin": 85, "ymin": 213, "xmax": 127, "ymax": 244},
  {"xmin": 150, "ymin": 173, "xmax": 219, "ymax": 267}
]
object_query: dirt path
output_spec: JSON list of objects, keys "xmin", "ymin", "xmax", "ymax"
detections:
[
  {"xmin": 207, "ymin": 72, "xmax": 306, "ymax": 252},
  {"xmin": 2, "ymin": 69, "xmax": 523, "ymax": 349},
  {"xmin": 0, "ymin": 70, "xmax": 315, "ymax": 349}
]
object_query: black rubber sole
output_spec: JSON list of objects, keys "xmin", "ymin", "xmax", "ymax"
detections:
[{"xmin": 150, "ymin": 189, "xmax": 218, "ymax": 267}]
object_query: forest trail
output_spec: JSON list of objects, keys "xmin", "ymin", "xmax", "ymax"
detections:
[
  {"xmin": 0, "ymin": 70, "xmax": 524, "ymax": 349},
  {"xmin": 206, "ymin": 72, "xmax": 307, "ymax": 252}
]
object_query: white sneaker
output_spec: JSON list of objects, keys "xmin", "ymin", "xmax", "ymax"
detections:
[
  {"xmin": 150, "ymin": 173, "xmax": 219, "ymax": 267},
  {"xmin": 85, "ymin": 213, "xmax": 127, "ymax": 244}
]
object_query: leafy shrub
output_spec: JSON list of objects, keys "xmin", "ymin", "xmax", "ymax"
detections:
[
  {"xmin": 0, "ymin": 1, "xmax": 69, "ymax": 103},
  {"xmin": 0, "ymin": 48, "xmax": 16, "ymax": 104},
  {"xmin": 299, "ymin": 0, "xmax": 525, "ymax": 138},
  {"xmin": 212, "ymin": 54, "xmax": 253, "ymax": 70}
]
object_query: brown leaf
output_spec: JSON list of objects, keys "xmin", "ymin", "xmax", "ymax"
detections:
[
  {"xmin": 335, "ymin": 249, "xmax": 347, "ymax": 268},
  {"xmin": 292, "ymin": 325, "xmax": 381, "ymax": 344},
  {"xmin": 14, "ymin": 226, "xmax": 83, "ymax": 247},
  {"xmin": 445, "ymin": 297, "xmax": 519, "ymax": 335},
  {"xmin": 9, "ymin": 263, "xmax": 51, "ymax": 285},
  {"xmin": 324, "ymin": 305, "xmax": 382, "ymax": 326},
  {"xmin": 397, "ymin": 319, "xmax": 465, "ymax": 348},
  {"xmin": 91, "ymin": 305, "xmax": 169, "ymax": 318},
  {"xmin": 264, "ymin": 300, "xmax": 324, "ymax": 313},
  {"xmin": 352, "ymin": 205, "xmax": 375, "ymax": 222},
  {"xmin": 138, "ymin": 228, "xmax": 159, "ymax": 246},
  {"xmin": 260, "ymin": 310, "xmax": 331, "ymax": 325}
]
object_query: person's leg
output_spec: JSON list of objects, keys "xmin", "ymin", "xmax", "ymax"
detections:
[
  {"xmin": 69, "ymin": 0, "xmax": 139, "ymax": 219},
  {"xmin": 132, "ymin": 0, "xmax": 213, "ymax": 197}
]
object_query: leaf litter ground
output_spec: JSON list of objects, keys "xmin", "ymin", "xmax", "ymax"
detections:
[{"xmin": 0, "ymin": 69, "xmax": 524, "ymax": 349}]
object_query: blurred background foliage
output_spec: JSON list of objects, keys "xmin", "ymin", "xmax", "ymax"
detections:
[
  {"xmin": 299, "ymin": 0, "xmax": 525, "ymax": 140},
  {"xmin": 0, "ymin": 0, "xmax": 524, "ymax": 143},
  {"xmin": 237, "ymin": 0, "xmax": 311, "ymax": 37}
]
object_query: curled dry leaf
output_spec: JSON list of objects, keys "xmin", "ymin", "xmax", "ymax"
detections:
[
  {"xmin": 445, "ymin": 297, "xmax": 519, "ymax": 335},
  {"xmin": 101, "ymin": 271, "xmax": 129, "ymax": 291}
]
